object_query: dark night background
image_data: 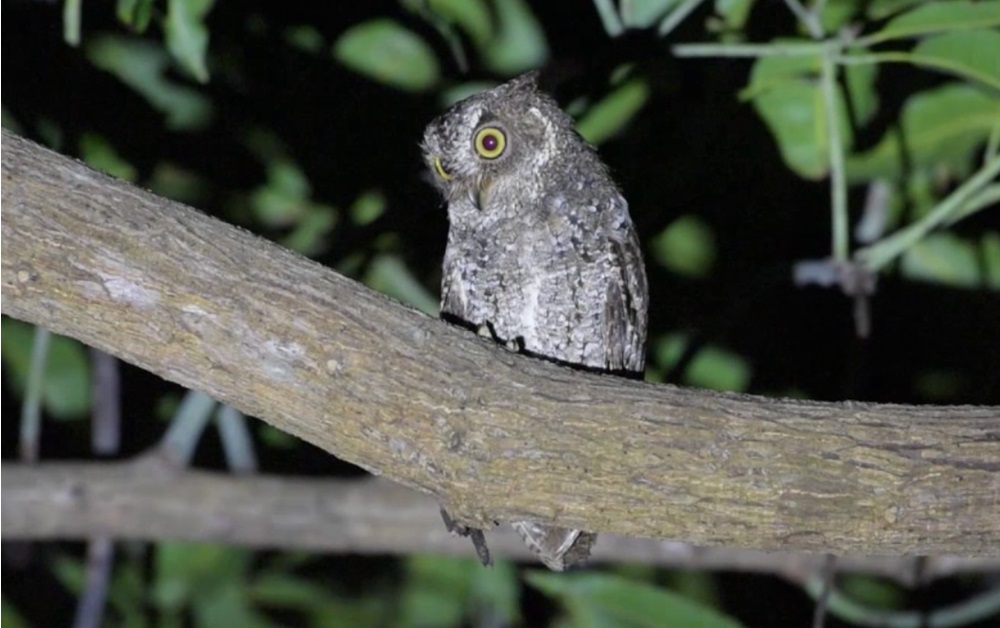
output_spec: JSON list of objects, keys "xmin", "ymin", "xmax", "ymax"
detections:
[{"xmin": 3, "ymin": 0, "xmax": 999, "ymax": 626}]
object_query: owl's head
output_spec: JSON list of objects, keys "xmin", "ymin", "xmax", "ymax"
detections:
[{"xmin": 421, "ymin": 72, "xmax": 574, "ymax": 208}]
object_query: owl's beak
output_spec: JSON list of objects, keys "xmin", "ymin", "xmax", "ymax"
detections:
[{"xmin": 472, "ymin": 177, "xmax": 493, "ymax": 211}]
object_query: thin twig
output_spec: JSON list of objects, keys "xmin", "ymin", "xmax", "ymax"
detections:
[
  {"xmin": 657, "ymin": 0, "xmax": 703, "ymax": 38},
  {"xmin": 672, "ymin": 41, "xmax": 827, "ymax": 58},
  {"xmin": 159, "ymin": 390, "xmax": 216, "ymax": 468},
  {"xmin": 819, "ymin": 46, "xmax": 849, "ymax": 262},
  {"xmin": 782, "ymin": 0, "xmax": 825, "ymax": 39},
  {"xmin": 800, "ymin": 573, "xmax": 1000, "ymax": 628},
  {"xmin": 858, "ymin": 154, "xmax": 1000, "ymax": 270},
  {"xmin": 90, "ymin": 348, "xmax": 121, "ymax": 454},
  {"xmin": 216, "ymin": 404, "xmax": 258, "ymax": 474},
  {"xmin": 811, "ymin": 554, "xmax": 837, "ymax": 628},
  {"xmin": 6, "ymin": 461, "xmax": 1000, "ymax": 584},
  {"xmin": 71, "ymin": 538, "xmax": 114, "ymax": 628},
  {"xmin": 592, "ymin": 0, "xmax": 624, "ymax": 36},
  {"xmin": 19, "ymin": 326, "xmax": 51, "ymax": 463}
]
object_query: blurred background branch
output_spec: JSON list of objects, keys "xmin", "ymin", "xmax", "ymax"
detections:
[{"xmin": 6, "ymin": 459, "xmax": 999, "ymax": 588}]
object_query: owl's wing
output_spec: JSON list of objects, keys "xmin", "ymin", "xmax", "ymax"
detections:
[
  {"xmin": 439, "ymin": 249, "xmax": 472, "ymax": 324},
  {"xmin": 603, "ymin": 201, "xmax": 648, "ymax": 374}
]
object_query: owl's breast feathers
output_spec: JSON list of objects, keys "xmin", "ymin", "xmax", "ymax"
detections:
[{"xmin": 440, "ymin": 186, "xmax": 647, "ymax": 375}]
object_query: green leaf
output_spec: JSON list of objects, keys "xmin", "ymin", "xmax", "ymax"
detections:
[
  {"xmin": 754, "ymin": 83, "xmax": 842, "ymax": 178},
  {"xmin": 36, "ymin": 117, "xmax": 64, "ymax": 149},
  {"xmin": 194, "ymin": 582, "xmax": 271, "ymax": 628},
  {"xmin": 481, "ymin": 0, "xmax": 548, "ymax": 75},
  {"xmin": 838, "ymin": 575, "xmax": 905, "ymax": 610},
  {"xmin": 714, "ymin": 0, "xmax": 755, "ymax": 30},
  {"xmin": 745, "ymin": 51, "xmax": 854, "ymax": 179},
  {"xmin": 398, "ymin": 555, "xmax": 477, "ymax": 628},
  {"xmin": 251, "ymin": 574, "xmax": 332, "ymax": 610},
  {"xmin": 147, "ymin": 161, "xmax": 209, "ymax": 203},
  {"xmin": 312, "ymin": 596, "xmax": 390, "ymax": 628},
  {"xmin": 620, "ymin": 0, "xmax": 684, "ymax": 29},
  {"xmin": 63, "ymin": 0, "xmax": 81, "ymax": 46},
  {"xmin": 593, "ymin": 0, "xmax": 626, "ymax": 36},
  {"xmin": 686, "ymin": 346, "xmax": 752, "ymax": 392},
  {"xmin": 866, "ymin": 0, "xmax": 924, "ymax": 20},
  {"xmin": 349, "ymin": 190, "xmax": 387, "ymax": 226},
  {"xmin": 869, "ymin": 0, "xmax": 1000, "ymax": 43},
  {"xmin": 1, "ymin": 600, "xmax": 30, "ymax": 628},
  {"xmin": 334, "ymin": 19, "xmax": 440, "ymax": 92},
  {"xmin": 651, "ymin": 214, "xmax": 716, "ymax": 278},
  {"xmin": 843, "ymin": 53, "xmax": 879, "ymax": 127},
  {"xmin": 117, "ymin": 0, "xmax": 154, "ymax": 32},
  {"xmin": 654, "ymin": 333, "xmax": 752, "ymax": 392},
  {"xmin": 257, "ymin": 424, "xmax": 298, "ymax": 448},
  {"xmin": 153, "ymin": 543, "xmax": 253, "ymax": 611},
  {"xmin": 86, "ymin": 35, "xmax": 212, "ymax": 131},
  {"xmin": 820, "ymin": 0, "xmax": 865, "ymax": 32},
  {"xmin": 1, "ymin": 319, "xmax": 91, "ymax": 419},
  {"xmin": 284, "ymin": 25, "xmax": 325, "ymax": 54},
  {"xmin": 252, "ymin": 160, "xmax": 312, "ymax": 225},
  {"xmin": 900, "ymin": 231, "xmax": 981, "ymax": 288},
  {"xmin": 577, "ymin": 78, "xmax": 649, "ymax": 145},
  {"xmin": 910, "ymin": 29, "xmax": 1000, "ymax": 91},
  {"xmin": 165, "ymin": 0, "xmax": 214, "ymax": 83},
  {"xmin": 667, "ymin": 571, "xmax": 722, "ymax": 611},
  {"xmin": 79, "ymin": 133, "xmax": 139, "ymax": 181},
  {"xmin": 984, "ymin": 231, "xmax": 1000, "ymax": 290},
  {"xmin": 440, "ymin": 81, "xmax": 496, "ymax": 107},
  {"xmin": 423, "ymin": 0, "xmax": 493, "ymax": 49},
  {"xmin": 364, "ymin": 254, "xmax": 439, "ymax": 315},
  {"xmin": 49, "ymin": 554, "xmax": 87, "ymax": 593},
  {"xmin": 2, "ymin": 107, "xmax": 22, "ymax": 133},
  {"xmin": 915, "ymin": 369, "xmax": 968, "ymax": 401},
  {"xmin": 846, "ymin": 84, "xmax": 1000, "ymax": 181},
  {"xmin": 469, "ymin": 560, "xmax": 521, "ymax": 626},
  {"xmin": 526, "ymin": 571, "xmax": 743, "ymax": 628},
  {"xmin": 280, "ymin": 205, "xmax": 337, "ymax": 256}
]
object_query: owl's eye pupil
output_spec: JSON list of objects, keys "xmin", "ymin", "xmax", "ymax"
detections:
[{"xmin": 474, "ymin": 127, "xmax": 506, "ymax": 159}]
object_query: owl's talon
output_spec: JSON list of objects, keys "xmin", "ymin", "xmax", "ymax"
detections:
[{"xmin": 440, "ymin": 508, "xmax": 493, "ymax": 566}]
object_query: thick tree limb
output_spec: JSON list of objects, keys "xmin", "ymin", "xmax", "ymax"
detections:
[
  {"xmin": 2, "ymin": 130, "xmax": 999, "ymax": 556},
  {"xmin": 5, "ymin": 461, "xmax": 998, "ymax": 586}
]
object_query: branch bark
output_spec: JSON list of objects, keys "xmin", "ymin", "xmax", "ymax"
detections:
[
  {"xmin": 5, "ymin": 460, "xmax": 997, "ymax": 585},
  {"xmin": 3, "ymin": 130, "xmax": 999, "ymax": 556}
]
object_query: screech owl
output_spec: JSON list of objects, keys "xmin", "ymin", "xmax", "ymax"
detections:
[{"xmin": 421, "ymin": 73, "xmax": 649, "ymax": 571}]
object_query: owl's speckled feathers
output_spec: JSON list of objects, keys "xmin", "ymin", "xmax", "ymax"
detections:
[{"xmin": 422, "ymin": 73, "xmax": 648, "ymax": 570}]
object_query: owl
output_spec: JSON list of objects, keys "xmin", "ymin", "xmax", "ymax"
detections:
[{"xmin": 421, "ymin": 73, "xmax": 648, "ymax": 571}]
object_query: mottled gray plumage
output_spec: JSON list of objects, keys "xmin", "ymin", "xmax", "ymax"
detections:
[{"xmin": 422, "ymin": 73, "xmax": 648, "ymax": 570}]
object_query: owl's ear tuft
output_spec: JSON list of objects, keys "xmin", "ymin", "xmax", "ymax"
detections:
[{"xmin": 507, "ymin": 71, "xmax": 541, "ymax": 93}]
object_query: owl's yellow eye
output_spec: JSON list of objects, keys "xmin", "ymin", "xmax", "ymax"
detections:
[
  {"xmin": 474, "ymin": 127, "xmax": 506, "ymax": 159},
  {"xmin": 433, "ymin": 156, "xmax": 452, "ymax": 181}
]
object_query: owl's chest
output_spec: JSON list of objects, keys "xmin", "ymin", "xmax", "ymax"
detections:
[
  {"xmin": 442, "ymin": 212, "xmax": 603, "ymax": 355},
  {"xmin": 444, "ymin": 223, "xmax": 536, "ymax": 317}
]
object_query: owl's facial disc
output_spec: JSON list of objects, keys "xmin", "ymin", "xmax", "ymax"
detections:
[{"xmin": 421, "ymin": 101, "xmax": 519, "ymax": 211}]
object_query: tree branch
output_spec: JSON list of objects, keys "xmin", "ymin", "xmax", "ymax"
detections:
[
  {"xmin": 5, "ymin": 461, "xmax": 998, "ymax": 585},
  {"xmin": 2, "ymin": 130, "xmax": 999, "ymax": 556}
]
